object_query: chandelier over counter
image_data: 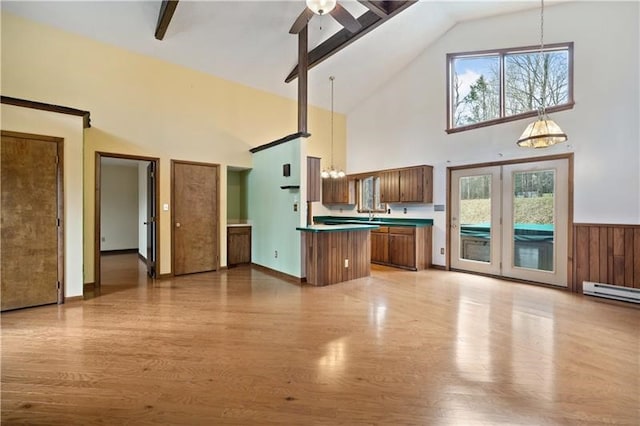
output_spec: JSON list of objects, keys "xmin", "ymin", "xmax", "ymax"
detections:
[
  {"xmin": 517, "ymin": 0, "xmax": 568, "ymax": 148},
  {"xmin": 321, "ymin": 76, "xmax": 345, "ymax": 179}
]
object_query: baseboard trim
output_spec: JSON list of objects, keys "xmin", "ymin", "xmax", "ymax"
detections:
[
  {"xmin": 101, "ymin": 249, "xmax": 138, "ymax": 255},
  {"xmin": 138, "ymin": 253, "xmax": 147, "ymax": 263},
  {"xmin": 158, "ymin": 273, "xmax": 173, "ymax": 279},
  {"xmin": 251, "ymin": 263, "xmax": 303, "ymax": 285},
  {"xmin": 65, "ymin": 295, "xmax": 84, "ymax": 302},
  {"xmin": 430, "ymin": 264, "xmax": 446, "ymax": 271}
]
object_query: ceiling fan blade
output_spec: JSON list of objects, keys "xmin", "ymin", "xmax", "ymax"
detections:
[
  {"xmin": 289, "ymin": 8, "xmax": 315, "ymax": 34},
  {"xmin": 329, "ymin": 3, "xmax": 362, "ymax": 33}
]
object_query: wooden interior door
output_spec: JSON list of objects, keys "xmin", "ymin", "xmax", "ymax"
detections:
[
  {"xmin": 146, "ymin": 162, "xmax": 157, "ymax": 277},
  {"xmin": 172, "ymin": 161, "xmax": 219, "ymax": 275},
  {"xmin": 1, "ymin": 132, "xmax": 62, "ymax": 311}
]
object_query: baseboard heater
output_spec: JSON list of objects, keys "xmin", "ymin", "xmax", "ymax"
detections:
[{"xmin": 583, "ymin": 281, "xmax": 640, "ymax": 304}]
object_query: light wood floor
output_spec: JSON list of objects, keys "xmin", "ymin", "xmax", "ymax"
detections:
[{"xmin": 2, "ymin": 254, "xmax": 639, "ymax": 425}]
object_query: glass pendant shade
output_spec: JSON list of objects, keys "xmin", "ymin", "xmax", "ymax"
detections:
[
  {"xmin": 517, "ymin": 118, "xmax": 568, "ymax": 148},
  {"xmin": 306, "ymin": 0, "xmax": 336, "ymax": 15}
]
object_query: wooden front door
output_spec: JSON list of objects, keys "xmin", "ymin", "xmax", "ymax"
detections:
[
  {"xmin": 1, "ymin": 132, "xmax": 62, "ymax": 311},
  {"xmin": 172, "ymin": 161, "xmax": 219, "ymax": 275}
]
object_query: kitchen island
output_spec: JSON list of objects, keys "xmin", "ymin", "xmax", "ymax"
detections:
[{"xmin": 297, "ymin": 224, "xmax": 378, "ymax": 286}]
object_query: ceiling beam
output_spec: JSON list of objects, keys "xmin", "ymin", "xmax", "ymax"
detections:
[
  {"xmin": 357, "ymin": 1, "xmax": 389, "ymax": 18},
  {"xmin": 285, "ymin": 1, "xmax": 417, "ymax": 83},
  {"xmin": 155, "ymin": 0, "xmax": 179, "ymax": 41}
]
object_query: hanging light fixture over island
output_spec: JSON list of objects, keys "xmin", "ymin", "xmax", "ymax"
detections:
[{"xmin": 321, "ymin": 76, "xmax": 346, "ymax": 178}]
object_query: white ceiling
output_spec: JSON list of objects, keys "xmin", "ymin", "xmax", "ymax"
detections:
[{"xmin": 1, "ymin": 1, "xmax": 551, "ymax": 113}]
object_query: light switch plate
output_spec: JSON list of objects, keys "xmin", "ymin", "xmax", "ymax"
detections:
[{"xmin": 163, "ymin": 203, "xmax": 169, "ymax": 211}]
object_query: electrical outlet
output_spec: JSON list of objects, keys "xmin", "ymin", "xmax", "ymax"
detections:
[
  {"xmin": 440, "ymin": 248, "xmax": 445, "ymax": 255},
  {"xmin": 403, "ymin": 207, "xmax": 407, "ymax": 214},
  {"xmin": 293, "ymin": 203, "xmax": 298, "ymax": 212},
  {"xmin": 275, "ymin": 250, "xmax": 278, "ymax": 258},
  {"xmin": 101, "ymin": 237, "xmax": 105, "ymax": 242},
  {"xmin": 344, "ymin": 259, "xmax": 349, "ymax": 268}
]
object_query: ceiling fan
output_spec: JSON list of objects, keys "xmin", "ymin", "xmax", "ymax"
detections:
[{"xmin": 289, "ymin": 0, "xmax": 363, "ymax": 34}]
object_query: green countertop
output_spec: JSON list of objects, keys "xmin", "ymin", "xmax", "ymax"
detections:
[
  {"xmin": 296, "ymin": 224, "xmax": 380, "ymax": 233},
  {"xmin": 313, "ymin": 216, "xmax": 433, "ymax": 227}
]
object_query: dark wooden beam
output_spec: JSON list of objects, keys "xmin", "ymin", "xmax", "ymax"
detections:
[
  {"xmin": 1, "ymin": 96, "xmax": 91, "ymax": 128},
  {"xmin": 298, "ymin": 26, "xmax": 309, "ymax": 134},
  {"xmin": 357, "ymin": 1, "xmax": 389, "ymax": 18},
  {"xmin": 285, "ymin": 1, "xmax": 417, "ymax": 83},
  {"xmin": 155, "ymin": 0, "xmax": 179, "ymax": 41}
]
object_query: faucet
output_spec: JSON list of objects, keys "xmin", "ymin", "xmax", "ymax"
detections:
[{"xmin": 368, "ymin": 209, "xmax": 375, "ymax": 221}]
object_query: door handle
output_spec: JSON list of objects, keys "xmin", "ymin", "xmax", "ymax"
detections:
[{"xmin": 176, "ymin": 222, "xmax": 181, "ymax": 228}]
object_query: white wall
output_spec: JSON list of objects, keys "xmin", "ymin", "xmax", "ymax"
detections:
[
  {"xmin": 100, "ymin": 163, "xmax": 139, "ymax": 251},
  {"xmin": 138, "ymin": 162, "xmax": 148, "ymax": 258},
  {"xmin": 1, "ymin": 105, "xmax": 84, "ymax": 298},
  {"xmin": 347, "ymin": 1, "xmax": 640, "ymax": 266}
]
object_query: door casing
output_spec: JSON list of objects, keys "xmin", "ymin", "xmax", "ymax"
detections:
[
  {"xmin": 1, "ymin": 130, "xmax": 64, "ymax": 310},
  {"xmin": 171, "ymin": 160, "xmax": 220, "ymax": 276},
  {"xmin": 446, "ymin": 153, "xmax": 574, "ymax": 288},
  {"xmin": 94, "ymin": 152, "xmax": 160, "ymax": 287}
]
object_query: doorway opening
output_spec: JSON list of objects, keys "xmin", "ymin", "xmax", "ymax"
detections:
[
  {"xmin": 448, "ymin": 154, "xmax": 573, "ymax": 287},
  {"xmin": 94, "ymin": 152, "xmax": 160, "ymax": 291}
]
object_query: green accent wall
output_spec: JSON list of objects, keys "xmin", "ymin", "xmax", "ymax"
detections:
[
  {"xmin": 248, "ymin": 137, "xmax": 306, "ymax": 278},
  {"xmin": 227, "ymin": 169, "xmax": 250, "ymax": 221}
]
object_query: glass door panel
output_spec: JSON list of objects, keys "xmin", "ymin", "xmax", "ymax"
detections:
[
  {"xmin": 450, "ymin": 167, "xmax": 501, "ymax": 275},
  {"xmin": 502, "ymin": 160, "xmax": 568, "ymax": 286}
]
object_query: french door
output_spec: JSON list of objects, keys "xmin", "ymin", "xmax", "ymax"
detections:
[{"xmin": 450, "ymin": 158, "xmax": 569, "ymax": 287}]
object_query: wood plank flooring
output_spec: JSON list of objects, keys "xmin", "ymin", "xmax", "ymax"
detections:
[{"xmin": 2, "ymin": 254, "xmax": 639, "ymax": 425}]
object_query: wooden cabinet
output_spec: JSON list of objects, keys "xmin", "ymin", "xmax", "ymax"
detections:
[
  {"xmin": 389, "ymin": 227, "xmax": 416, "ymax": 268},
  {"xmin": 227, "ymin": 226, "xmax": 251, "ymax": 266},
  {"xmin": 378, "ymin": 166, "xmax": 433, "ymax": 204},
  {"xmin": 322, "ymin": 178, "xmax": 355, "ymax": 205},
  {"xmin": 399, "ymin": 166, "xmax": 433, "ymax": 203},
  {"xmin": 370, "ymin": 226, "xmax": 432, "ymax": 271},
  {"xmin": 307, "ymin": 157, "xmax": 321, "ymax": 202},
  {"xmin": 379, "ymin": 170, "xmax": 400, "ymax": 203},
  {"xmin": 371, "ymin": 227, "xmax": 389, "ymax": 264}
]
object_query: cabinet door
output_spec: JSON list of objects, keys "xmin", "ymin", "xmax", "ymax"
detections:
[
  {"xmin": 228, "ymin": 227, "xmax": 251, "ymax": 265},
  {"xmin": 371, "ymin": 231, "xmax": 389, "ymax": 264},
  {"xmin": 399, "ymin": 166, "xmax": 433, "ymax": 203},
  {"xmin": 321, "ymin": 178, "xmax": 335, "ymax": 204},
  {"xmin": 379, "ymin": 170, "xmax": 400, "ymax": 203},
  {"xmin": 322, "ymin": 178, "xmax": 355, "ymax": 204},
  {"xmin": 389, "ymin": 230, "xmax": 415, "ymax": 269},
  {"xmin": 307, "ymin": 157, "xmax": 321, "ymax": 202}
]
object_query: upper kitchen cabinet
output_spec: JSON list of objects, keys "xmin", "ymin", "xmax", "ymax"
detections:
[
  {"xmin": 322, "ymin": 178, "xmax": 355, "ymax": 205},
  {"xmin": 399, "ymin": 165, "xmax": 433, "ymax": 203},
  {"xmin": 379, "ymin": 170, "xmax": 400, "ymax": 203},
  {"xmin": 307, "ymin": 157, "xmax": 321, "ymax": 202},
  {"xmin": 379, "ymin": 165, "xmax": 433, "ymax": 204}
]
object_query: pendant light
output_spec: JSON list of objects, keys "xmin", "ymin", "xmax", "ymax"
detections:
[
  {"xmin": 517, "ymin": 0, "xmax": 568, "ymax": 148},
  {"xmin": 321, "ymin": 76, "xmax": 345, "ymax": 179}
]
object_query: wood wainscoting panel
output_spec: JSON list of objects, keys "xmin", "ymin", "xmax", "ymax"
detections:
[
  {"xmin": 573, "ymin": 223, "xmax": 640, "ymax": 293},
  {"xmin": 304, "ymin": 230, "xmax": 371, "ymax": 286}
]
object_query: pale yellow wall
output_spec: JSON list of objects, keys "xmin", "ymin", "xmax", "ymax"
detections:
[{"xmin": 1, "ymin": 12, "xmax": 346, "ymax": 281}]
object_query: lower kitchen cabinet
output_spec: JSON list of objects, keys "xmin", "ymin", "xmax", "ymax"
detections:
[
  {"xmin": 371, "ymin": 226, "xmax": 432, "ymax": 271},
  {"xmin": 371, "ymin": 227, "xmax": 389, "ymax": 264},
  {"xmin": 227, "ymin": 226, "xmax": 251, "ymax": 266}
]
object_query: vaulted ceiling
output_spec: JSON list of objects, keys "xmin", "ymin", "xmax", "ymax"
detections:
[{"xmin": 1, "ymin": 1, "xmax": 551, "ymax": 113}]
